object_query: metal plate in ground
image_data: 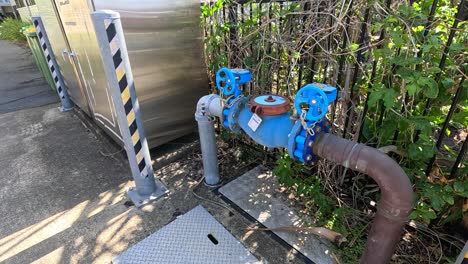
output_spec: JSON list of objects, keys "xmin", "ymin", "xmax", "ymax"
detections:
[
  {"xmin": 113, "ymin": 205, "xmax": 259, "ymax": 264},
  {"xmin": 219, "ymin": 166, "xmax": 334, "ymax": 264}
]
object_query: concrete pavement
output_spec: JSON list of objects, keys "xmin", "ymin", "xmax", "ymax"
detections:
[
  {"xmin": 0, "ymin": 40, "xmax": 58, "ymax": 113},
  {"xmin": 0, "ymin": 40, "xmax": 304, "ymax": 263}
]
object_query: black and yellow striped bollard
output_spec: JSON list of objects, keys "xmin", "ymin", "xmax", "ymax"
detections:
[
  {"xmin": 32, "ymin": 16, "xmax": 74, "ymax": 112},
  {"xmin": 91, "ymin": 10, "xmax": 168, "ymax": 207}
]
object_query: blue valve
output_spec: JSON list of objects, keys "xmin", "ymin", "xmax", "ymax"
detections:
[
  {"xmin": 288, "ymin": 83, "xmax": 337, "ymax": 163},
  {"xmin": 215, "ymin": 68, "xmax": 251, "ymax": 97},
  {"xmin": 294, "ymin": 84, "xmax": 329, "ymax": 122},
  {"xmin": 216, "ymin": 68, "xmax": 236, "ymax": 96}
]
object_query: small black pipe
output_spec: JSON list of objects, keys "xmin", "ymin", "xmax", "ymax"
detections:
[
  {"xmin": 331, "ymin": 0, "xmax": 354, "ymax": 125},
  {"xmin": 358, "ymin": 0, "xmax": 392, "ymax": 142}
]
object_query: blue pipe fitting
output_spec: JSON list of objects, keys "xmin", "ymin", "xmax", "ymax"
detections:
[
  {"xmin": 224, "ymin": 96, "xmax": 248, "ymax": 134},
  {"xmin": 213, "ymin": 68, "xmax": 339, "ymax": 164},
  {"xmin": 302, "ymin": 119, "xmax": 331, "ymax": 165},
  {"xmin": 216, "ymin": 68, "xmax": 252, "ymax": 129},
  {"xmin": 288, "ymin": 83, "xmax": 337, "ymax": 163},
  {"xmin": 215, "ymin": 68, "xmax": 251, "ymax": 97},
  {"xmin": 238, "ymin": 108, "xmax": 293, "ymax": 148}
]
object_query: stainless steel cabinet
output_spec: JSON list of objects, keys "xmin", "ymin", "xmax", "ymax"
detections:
[
  {"xmin": 36, "ymin": 0, "xmax": 91, "ymax": 116},
  {"xmin": 54, "ymin": 0, "xmax": 121, "ymax": 142},
  {"xmin": 35, "ymin": 0, "xmax": 208, "ymax": 147}
]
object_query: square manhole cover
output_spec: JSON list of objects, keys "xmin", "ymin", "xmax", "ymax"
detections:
[{"xmin": 113, "ymin": 205, "xmax": 259, "ymax": 264}]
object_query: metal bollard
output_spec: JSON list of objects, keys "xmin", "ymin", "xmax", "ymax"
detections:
[
  {"xmin": 32, "ymin": 16, "xmax": 74, "ymax": 112},
  {"xmin": 91, "ymin": 10, "xmax": 168, "ymax": 207}
]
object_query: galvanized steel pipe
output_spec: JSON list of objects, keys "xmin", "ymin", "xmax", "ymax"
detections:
[
  {"xmin": 313, "ymin": 133, "xmax": 414, "ymax": 264},
  {"xmin": 195, "ymin": 94, "xmax": 222, "ymax": 186}
]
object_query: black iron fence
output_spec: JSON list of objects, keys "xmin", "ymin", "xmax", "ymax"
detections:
[{"xmin": 201, "ymin": 0, "xmax": 467, "ymax": 178}]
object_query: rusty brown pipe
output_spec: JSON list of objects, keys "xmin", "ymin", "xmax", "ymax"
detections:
[{"xmin": 313, "ymin": 133, "xmax": 414, "ymax": 264}]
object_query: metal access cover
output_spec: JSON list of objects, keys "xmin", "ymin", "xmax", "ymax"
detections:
[{"xmin": 113, "ymin": 205, "xmax": 259, "ymax": 264}]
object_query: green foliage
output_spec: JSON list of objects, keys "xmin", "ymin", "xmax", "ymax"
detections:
[
  {"xmin": 0, "ymin": 18, "xmax": 29, "ymax": 42},
  {"xmin": 202, "ymin": 0, "xmax": 467, "ymax": 259},
  {"xmin": 361, "ymin": 0, "xmax": 467, "ymax": 226},
  {"xmin": 337, "ymin": 226, "xmax": 366, "ymax": 264},
  {"xmin": 411, "ymin": 179, "xmax": 468, "ymax": 224},
  {"xmin": 273, "ymin": 155, "xmax": 335, "ymax": 220},
  {"xmin": 273, "ymin": 155, "xmax": 368, "ymax": 261}
]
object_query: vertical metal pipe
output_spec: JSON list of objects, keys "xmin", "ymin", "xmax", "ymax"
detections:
[
  {"xmin": 92, "ymin": 10, "xmax": 168, "ymax": 207},
  {"xmin": 197, "ymin": 119, "xmax": 220, "ymax": 186},
  {"xmin": 196, "ymin": 94, "xmax": 222, "ymax": 186}
]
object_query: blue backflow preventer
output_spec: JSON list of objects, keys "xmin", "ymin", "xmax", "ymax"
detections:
[{"xmin": 214, "ymin": 67, "xmax": 337, "ymax": 164}]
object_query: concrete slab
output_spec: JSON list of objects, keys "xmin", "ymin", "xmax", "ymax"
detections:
[
  {"xmin": 0, "ymin": 104, "xmax": 306, "ymax": 264},
  {"xmin": 219, "ymin": 166, "xmax": 334, "ymax": 264},
  {"xmin": 0, "ymin": 40, "xmax": 58, "ymax": 113}
]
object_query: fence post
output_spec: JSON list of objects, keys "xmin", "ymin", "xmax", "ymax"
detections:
[
  {"xmin": 91, "ymin": 10, "xmax": 168, "ymax": 207},
  {"xmin": 32, "ymin": 16, "xmax": 74, "ymax": 112}
]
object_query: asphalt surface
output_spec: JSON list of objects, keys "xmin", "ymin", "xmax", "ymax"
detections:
[{"xmin": 0, "ymin": 40, "xmax": 58, "ymax": 113}]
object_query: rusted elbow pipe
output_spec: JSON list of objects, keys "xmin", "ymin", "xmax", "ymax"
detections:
[{"xmin": 313, "ymin": 133, "xmax": 414, "ymax": 264}]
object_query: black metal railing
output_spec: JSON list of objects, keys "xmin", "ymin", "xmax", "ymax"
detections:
[{"xmin": 201, "ymin": 0, "xmax": 467, "ymax": 177}]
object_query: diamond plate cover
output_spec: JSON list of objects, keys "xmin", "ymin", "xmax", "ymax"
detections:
[
  {"xmin": 113, "ymin": 205, "xmax": 259, "ymax": 264},
  {"xmin": 219, "ymin": 166, "xmax": 334, "ymax": 264}
]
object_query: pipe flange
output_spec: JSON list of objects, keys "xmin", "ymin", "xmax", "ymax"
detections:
[
  {"xmin": 287, "ymin": 121, "xmax": 303, "ymax": 158},
  {"xmin": 288, "ymin": 118, "xmax": 331, "ymax": 163},
  {"xmin": 302, "ymin": 119, "xmax": 331, "ymax": 165},
  {"xmin": 225, "ymin": 96, "xmax": 247, "ymax": 134}
]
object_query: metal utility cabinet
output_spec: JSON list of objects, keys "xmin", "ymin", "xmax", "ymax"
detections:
[{"xmin": 34, "ymin": 0, "xmax": 207, "ymax": 147}]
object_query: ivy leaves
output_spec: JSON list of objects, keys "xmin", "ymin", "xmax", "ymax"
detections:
[
  {"xmin": 397, "ymin": 68, "xmax": 439, "ymax": 98},
  {"xmin": 367, "ymin": 84, "xmax": 397, "ymax": 109},
  {"xmin": 200, "ymin": 0, "xmax": 223, "ymax": 18},
  {"xmin": 411, "ymin": 179, "xmax": 468, "ymax": 224},
  {"xmin": 367, "ymin": 69, "xmax": 439, "ymax": 112},
  {"xmin": 408, "ymin": 139, "xmax": 436, "ymax": 161},
  {"xmin": 408, "ymin": 76, "xmax": 439, "ymax": 98}
]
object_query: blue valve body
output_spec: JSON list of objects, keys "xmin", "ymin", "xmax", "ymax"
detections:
[
  {"xmin": 289, "ymin": 83, "xmax": 337, "ymax": 162},
  {"xmin": 231, "ymin": 68, "xmax": 252, "ymax": 85},
  {"xmin": 216, "ymin": 68, "xmax": 251, "ymax": 97},
  {"xmin": 238, "ymin": 109, "xmax": 293, "ymax": 148},
  {"xmin": 215, "ymin": 67, "xmax": 338, "ymax": 164}
]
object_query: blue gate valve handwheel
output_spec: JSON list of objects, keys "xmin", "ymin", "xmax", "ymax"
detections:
[
  {"xmin": 294, "ymin": 84, "xmax": 329, "ymax": 122},
  {"xmin": 216, "ymin": 68, "xmax": 237, "ymax": 96}
]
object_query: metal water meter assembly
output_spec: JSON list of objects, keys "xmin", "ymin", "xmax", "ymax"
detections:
[
  {"xmin": 195, "ymin": 67, "xmax": 414, "ymax": 264},
  {"xmin": 214, "ymin": 67, "xmax": 337, "ymax": 165}
]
